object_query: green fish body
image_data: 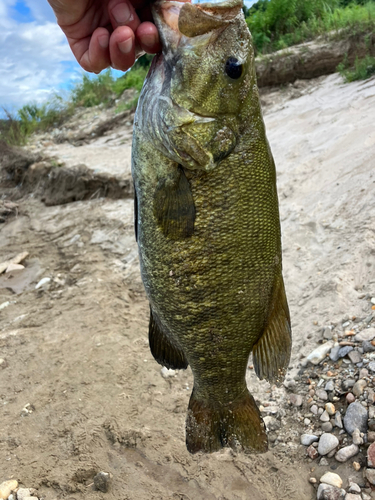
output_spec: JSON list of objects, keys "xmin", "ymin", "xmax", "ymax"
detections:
[{"xmin": 132, "ymin": 0, "xmax": 291, "ymax": 454}]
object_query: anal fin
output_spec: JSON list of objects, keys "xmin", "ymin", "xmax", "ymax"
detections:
[
  {"xmin": 186, "ymin": 389, "xmax": 268, "ymax": 454},
  {"xmin": 253, "ymin": 276, "xmax": 292, "ymax": 385},
  {"xmin": 149, "ymin": 308, "xmax": 188, "ymax": 370}
]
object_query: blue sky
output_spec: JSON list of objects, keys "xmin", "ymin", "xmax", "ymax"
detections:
[{"xmin": 0, "ymin": 0, "xmax": 257, "ymax": 116}]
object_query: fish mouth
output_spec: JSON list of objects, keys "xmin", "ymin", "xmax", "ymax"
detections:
[{"xmin": 151, "ymin": 0, "xmax": 190, "ymax": 51}]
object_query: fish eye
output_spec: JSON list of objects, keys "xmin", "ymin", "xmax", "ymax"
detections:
[{"xmin": 225, "ymin": 57, "xmax": 243, "ymax": 80}]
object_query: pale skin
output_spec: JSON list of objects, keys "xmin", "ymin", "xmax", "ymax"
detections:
[{"xmin": 47, "ymin": 0, "xmax": 164, "ymax": 73}]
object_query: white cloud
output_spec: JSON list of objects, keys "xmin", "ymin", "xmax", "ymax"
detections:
[
  {"xmin": 0, "ymin": 5, "xmax": 79, "ymax": 113},
  {"xmin": 24, "ymin": 0, "xmax": 57, "ymax": 23}
]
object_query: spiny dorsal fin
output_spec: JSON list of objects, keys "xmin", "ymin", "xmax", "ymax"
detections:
[
  {"xmin": 252, "ymin": 276, "xmax": 292, "ymax": 385},
  {"xmin": 149, "ymin": 308, "xmax": 188, "ymax": 370}
]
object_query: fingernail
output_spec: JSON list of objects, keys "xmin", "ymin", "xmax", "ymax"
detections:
[
  {"xmin": 98, "ymin": 35, "xmax": 109, "ymax": 49},
  {"xmin": 141, "ymin": 33, "xmax": 157, "ymax": 48},
  {"xmin": 112, "ymin": 3, "xmax": 133, "ymax": 24},
  {"xmin": 118, "ymin": 38, "xmax": 133, "ymax": 54}
]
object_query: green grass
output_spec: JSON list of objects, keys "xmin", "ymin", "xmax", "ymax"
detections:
[
  {"xmin": 338, "ymin": 54, "xmax": 375, "ymax": 80},
  {"xmin": 247, "ymin": 1, "xmax": 375, "ymax": 53}
]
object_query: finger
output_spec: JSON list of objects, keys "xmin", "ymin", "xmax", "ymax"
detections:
[
  {"xmin": 70, "ymin": 27, "xmax": 111, "ymax": 73},
  {"xmin": 136, "ymin": 22, "xmax": 161, "ymax": 55},
  {"xmin": 110, "ymin": 25, "xmax": 136, "ymax": 71},
  {"xmin": 108, "ymin": 0, "xmax": 141, "ymax": 33}
]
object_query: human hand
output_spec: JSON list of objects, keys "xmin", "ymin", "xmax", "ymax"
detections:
[{"xmin": 47, "ymin": 0, "xmax": 162, "ymax": 73}]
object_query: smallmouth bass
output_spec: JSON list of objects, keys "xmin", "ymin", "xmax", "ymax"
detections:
[{"xmin": 132, "ymin": 0, "xmax": 291, "ymax": 454}]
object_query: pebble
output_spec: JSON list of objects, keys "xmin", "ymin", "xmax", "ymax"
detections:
[
  {"xmin": 325, "ymin": 380, "xmax": 335, "ymax": 392},
  {"xmin": 343, "ymin": 379, "xmax": 356, "ymax": 390},
  {"xmin": 362, "ymin": 494, "xmax": 371, "ymax": 500},
  {"xmin": 369, "ymin": 407, "xmax": 375, "ymax": 419},
  {"xmin": 0, "ymin": 480, "xmax": 18, "ymax": 500},
  {"xmin": 365, "ymin": 468, "xmax": 375, "ymax": 485},
  {"xmin": 367, "ymin": 442, "xmax": 375, "ymax": 467},
  {"xmin": 317, "ymin": 389, "xmax": 328, "ymax": 401},
  {"xmin": 344, "ymin": 402, "xmax": 368, "ymax": 434},
  {"xmin": 352, "ymin": 428, "xmax": 363, "ymax": 445},
  {"xmin": 362, "ymin": 341, "xmax": 375, "ymax": 353},
  {"xmin": 318, "ymin": 433, "xmax": 339, "ymax": 456},
  {"xmin": 352, "ymin": 380, "xmax": 367, "ymax": 397},
  {"xmin": 311, "ymin": 404, "xmax": 319, "ymax": 415},
  {"xmin": 319, "ymin": 457, "xmax": 329, "ymax": 466},
  {"xmin": 325, "ymin": 403, "xmax": 336, "ymax": 415},
  {"xmin": 161, "ymin": 367, "xmax": 176, "ymax": 378},
  {"xmin": 344, "ymin": 495, "xmax": 361, "ymax": 500},
  {"xmin": 35, "ymin": 277, "xmax": 51, "ymax": 289},
  {"xmin": 320, "ymin": 410, "xmax": 331, "ymax": 422},
  {"xmin": 289, "ymin": 394, "xmax": 303, "ymax": 406},
  {"xmin": 321, "ymin": 422, "xmax": 333, "ymax": 432},
  {"xmin": 307, "ymin": 444, "xmax": 319, "ymax": 459},
  {"xmin": 359, "ymin": 368, "xmax": 369, "ymax": 378},
  {"xmin": 352, "ymin": 462, "xmax": 361, "ymax": 471},
  {"xmin": 368, "ymin": 431, "xmax": 375, "ymax": 442},
  {"xmin": 306, "ymin": 341, "xmax": 334, "ymax": 365},
  {"xmin": 94, "ymin": 471, "xmax": 111, "ymax": 493},
  {"xmin": 368, "ymin": 362, "xmax": 375, "ymax": 373},
  {"xmin": 346, "ymin": 393, "xmax": 356, "ymax": 404},
  {"xmin": 335, "ymin": 444, "xmax": 359, "ymax": 462},
  {"xmin": 335, "ymin": 412, "xmax": 343, "ymax": 428},
  {"xmin": 338, "ymin": 346, "xmax": 353, "ymax": 359},
  {"xmin": 304, "ymin": 418, "xmax": 311, "ymax": 425},
  {"xmin": 316, "ymin": 484, "xmax": 345, "ymax": 500},
  {"xmin": 17, "ymin": 489, "xmax": 33, "ymax": 500},
  {"xmin": 263, "ymin": 416, "xmax": 280, "ymax": 431},
  {"xmin": 355, "ymin": 328, "xmax": 375, "ymax": 342},
  {"xmin": 348, "ymin": 482, "xmax": 361, "ymax": 494},
  {"xmin": 348, "ymin": 350, "xmax": 362, "ymax": 364},
  {"xmin": 330, "ymin": 346, "xmax": 341, "ymax": 362},
  {"xmin": 5, "ymin": 263, "xmax": 25, "ymax": 272},
  {"xmin": 301, "ymin": 434, "xmax": 319, "ymax": 446},
  {"xmin": 320, "ymin": 472, "xmax": 343, "ymax": 488}
]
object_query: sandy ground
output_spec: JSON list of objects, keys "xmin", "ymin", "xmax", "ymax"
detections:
[{"xmin": 0, "ymin": 73, "xmax": 375, "ymax": 500}]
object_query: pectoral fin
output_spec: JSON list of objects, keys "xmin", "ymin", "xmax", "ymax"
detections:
[
  {"xmin": 149, "ymin": 308, "xmax": 188, "ymax": 370},
  {"xmin": 153, "ymin": 166, "xmax": 195, "ymax": 240},
  {"xmin": 252, "ymin": 276, "xmax": 292, "ymax": 385}
]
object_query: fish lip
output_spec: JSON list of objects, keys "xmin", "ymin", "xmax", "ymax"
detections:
[{"xmin": 151, "ymin": 0, "xmax": 189, "ymax": 47}]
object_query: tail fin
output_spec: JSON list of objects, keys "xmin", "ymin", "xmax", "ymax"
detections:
[{"xmin": 186, "ymin": 389, "xmax": 268, "ymax": 454}]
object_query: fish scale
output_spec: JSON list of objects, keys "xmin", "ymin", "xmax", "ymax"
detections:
[{"xmin": 132, "ymin": 0, "xmax": 291, "ymax": 454}]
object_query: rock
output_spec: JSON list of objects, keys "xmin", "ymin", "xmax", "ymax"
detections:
[
  {"xmin": 368, "ymin": 432, "xmax": 375, "ymax": 443},
  {"xmin": 321, "ymin": 410, "xmax": 331, "ymax": 422},
  {"xmin": 316, "ymin": 484, "xmax": 345, "ymax": 500},
  {"xmin": 322, "ymin": 422, "xmax": 333, "ymax": 432},
  {"xmin": 289, "ymin": 394, "xmax": 303, "ymax": 406},
  {"xmin": 369, "ymin": 407, "xmax": 375, "ymax": 419},
  {"xmin": 307, "ymin": 444, "xmax": 319, "ymax": 459},
  {"xmin": 346, "ymin": 393, "xmax": 356, "ymax": 404},
  {"xmin": 362, "ymin": 494, "xmax": 371, "ymax": 500},
  {"xmin": 352, "ymin": 461, "xmax": 361, "ymax": 471},
  {"xmin": 301, "ymin": 434, "xmax": 319, "ymax": 446},
  {"xmin": 318, "ymin": 433, "xmax": 339, "ymax": 456},
  {"xmin": 264, "ymin": 416, "xmax": 280, "ymax": 431},
  {"xmin": 304, "ymin": 418, "xmax": 311, "ymax": 425},
  {"xmin": 319, "ymin": 457, "xmax": 329, "ymax": 466},
  {"xmin": 367, "ymin": 442, "xmax": 375, "ymax": 467},
  {"xmin": 369, "ymin": 419, "xmax": 375, "ymax": 431},
  {"xmin": 161, "ymin": 367, "xmax": 176, "ymax": 378},
  {"xmin": 368, "ymin": 362, "xmax": 375, "ymax": 373},
  {"xmin": 0, "ymin": 358, "xmax": 8, "ymax": 369},
  {"xmin": 335, "ymin": 444, "xmax": 359, "ymax": 462},
  {"xmin": 344, "ymin": 402, "xmax": 368, "ymax": 434},
  {"xmin": 306, "ymin": 341, "xmax": 334, "ymax": 365},
  {"xmin": 310, "ymin": 477, "xmax": 317, "ymax": 484},
  {"xmin": 338, "ymin": 346, "xmax": 353, "ymax": 358},
  {"xmin": 324, "ymin": 327, "xmax": 333, "ymax": 340},
  {"xmin": 325, "ymin": 380, "xmax": 335, "ymax": 392},
  {"xmin": 330, "ymin": 346, "xmax": 341, "ymax": 362},
  {"xmin": 343, "ymin": 379, "xmax": 356, "ymax": 390},
  {"xmin": 320, "ymin": 472, "xmax": 343, "ymax": 488},
  {"xmin": 5, "ymin": 263, "xmax": 25, "ymax": 272},
  {"xmin": 335, "ymin": 412, "xmax": 343, "ymax": 428},
  {"xmin": 348, "ymin": 482, "xmax": 361, "ymax": 494},
  {"xmin": 352, "ymin": 428, "xmax": 363, "ymax": 445},
  {"xmin": 348, "ymin": 350, "xmax": 362, "ymax": 364},
  {"xmin": 365, "ymin": 468, "xmax": 375, "ymax": 485},
  {"xmin": 352, "ymin": 380, "xmax": 367, "ymax": 397},
  {"xmin": 362, "ymin": 341, "xmax": 375, "ymax": 353},
  {"xmin": 317, "ymin": 389, "xmax": 329, "ymax": 401},
  {"xmin": 326, "ymin": 403, "xmax": 336, "ymax": 416},
  {"xmin": 94, "ymin": 471, "xmax": 111, "ymax": 493},
  {"xmin": 17, "ymin": 489, "xmax": 33, "ymax": 500},
  {"xmin": 355, "ymin": 328, "xmax": 375, "ymax": 342},
  {"xmin": 35, "ymin": 277, "xmax": 51, "ymax": 289},
  {"xmin": 344, "ymin": 494, "xmax": 361, "ymax": 500},
  {"xmin": 359, "ymin": 368, "xmax": 369, "ymax": 378},
  {"xmin": 311, "ymin": 404, "xmax": 319, "ymax": 415},
  {"xmin": 0, "ymin": 480, "xmax": 18, "ymax": 499}
]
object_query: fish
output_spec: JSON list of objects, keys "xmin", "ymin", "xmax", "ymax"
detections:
[{"xmin": 131, "ymin": 0, "xmax": 292, "ymax": 454}]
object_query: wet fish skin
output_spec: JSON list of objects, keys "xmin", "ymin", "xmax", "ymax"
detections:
[{"xmin": 132, "ymin": 0, "xmax": 291, "ymax": 454}]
